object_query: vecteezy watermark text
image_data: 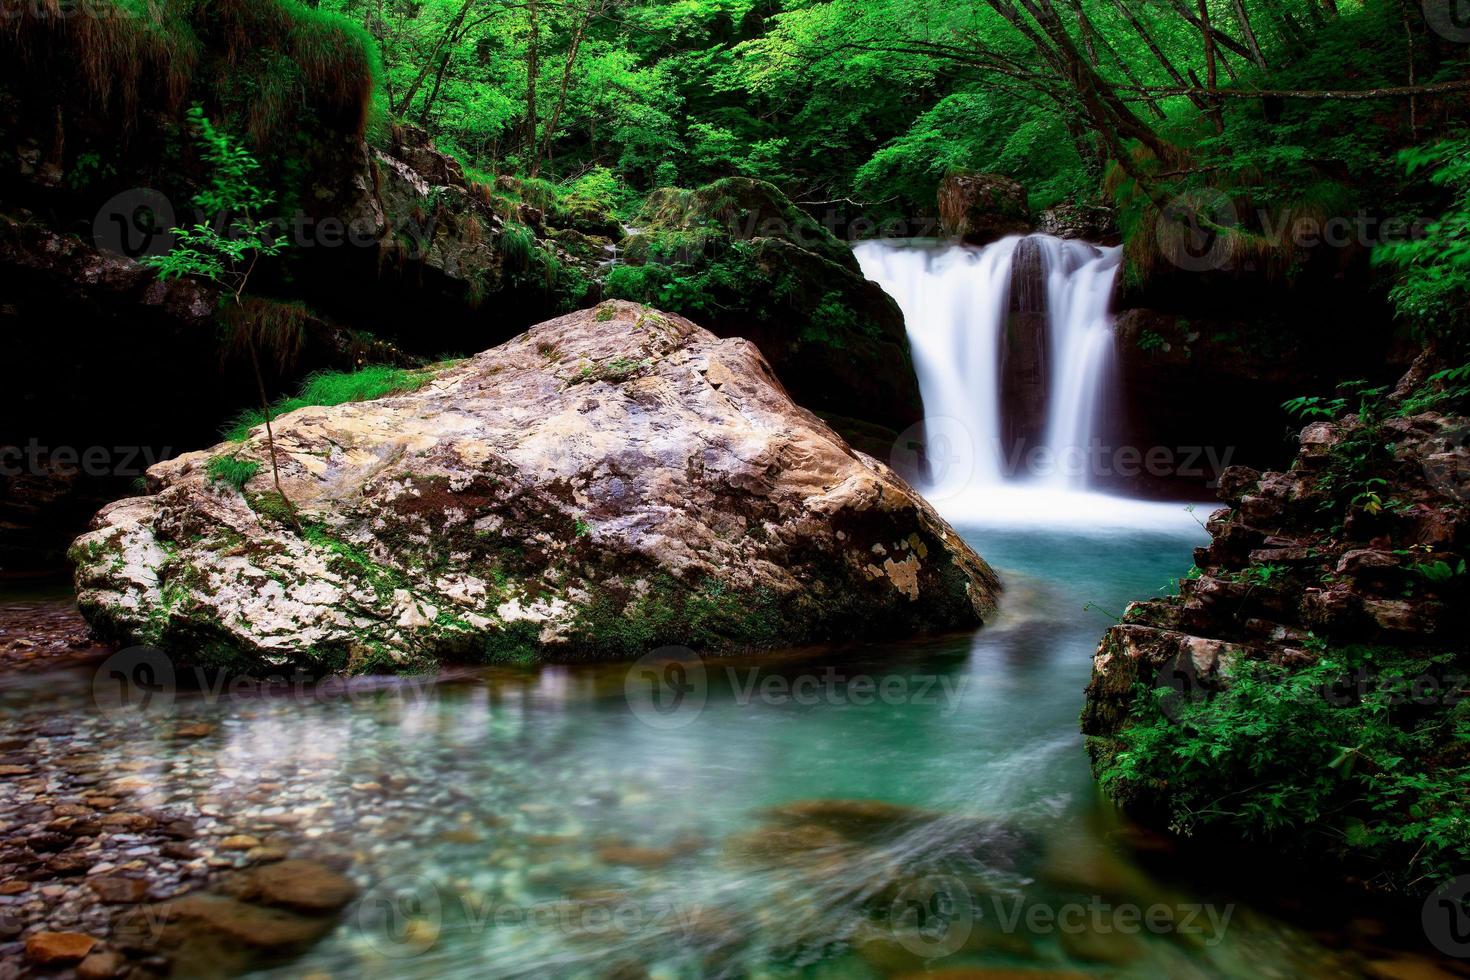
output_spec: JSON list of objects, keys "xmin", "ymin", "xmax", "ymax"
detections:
[
  {"xmin": 0, "ymin": 441, "xmax": 172, "ymax": 478},
  {"xmin": 92, "ymin": 646, "xmax": 442, "ymax": 717},
  {"xmin": 624, "ymin": 647, "xmax": 967, "ymax": 729},
  {"xmin": 884, "ymin": 875, "xmax": 1235, "ymax": 957}
]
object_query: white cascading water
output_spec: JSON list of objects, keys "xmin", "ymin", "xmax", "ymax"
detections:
[
  {"xmin": 856, "ymin": 236, "xmax": 1204, "ymax": 527},
  {"xmin": 1035, "ymin": 236, "xmax": 1124, "ymax": 487}
]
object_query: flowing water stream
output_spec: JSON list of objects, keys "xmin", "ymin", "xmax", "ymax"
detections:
[{"xmin": 0, "ymin": 238, "xmax": 1454, "ymax": 977}]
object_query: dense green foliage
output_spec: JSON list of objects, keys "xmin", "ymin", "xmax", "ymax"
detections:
[
  {"xmin": 1376, "ymin": 140, "xmax": 1470, "ymax": 340},
  {"xmin": 1104, "ymin": 646, "xmax": 1470, "ymax": 890}
]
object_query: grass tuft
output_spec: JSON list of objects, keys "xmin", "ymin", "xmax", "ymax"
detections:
[
  {"xmin": 225, "ymin": 365, "xmax": 430, "ymax": 441},
  {"xmin": 207, "ymin": 454, "xmax": 260, "ymax": 491}
]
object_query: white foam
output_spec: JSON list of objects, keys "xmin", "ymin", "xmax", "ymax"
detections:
[{"xmin": 933, "ymin": 483, "xmax": 1217, "ymax": 532}]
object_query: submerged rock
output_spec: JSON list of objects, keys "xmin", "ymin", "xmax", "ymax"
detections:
[{"xmin": 72, "ymin": 302, "xmax": 999, "ymax": 672}]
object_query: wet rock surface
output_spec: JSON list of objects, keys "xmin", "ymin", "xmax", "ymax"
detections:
[
  {"xmin": 70, "ymin": 301, "xmax": 998, "ymax": 672},
  {"xmin": 0, "ymin": 596, "xmax": 108, "ymax": 674}
]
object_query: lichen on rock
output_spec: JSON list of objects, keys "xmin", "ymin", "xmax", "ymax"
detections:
[{"xmin": 71, "ymin": 302, "xmax": 1000, "ymax": 673}]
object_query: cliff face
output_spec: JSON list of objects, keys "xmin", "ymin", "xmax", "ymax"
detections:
[{"xmin": 1082, "ymin": 361, "xmax": 1469, "ymax": 889}]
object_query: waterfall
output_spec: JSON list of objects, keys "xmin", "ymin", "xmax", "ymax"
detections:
[{"xmin": 855, "ymin": 235, "xmax": 1123, "ymax": 497}]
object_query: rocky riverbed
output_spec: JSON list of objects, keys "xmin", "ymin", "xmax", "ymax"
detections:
[{"xmin": 0, "ymin": 596, "xmax": 107, "ymax": 674}]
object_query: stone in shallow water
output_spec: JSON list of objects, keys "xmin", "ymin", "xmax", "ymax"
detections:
[
  {"xmin": 76, "ymin": 949, "xmax": 126, "ymax": 979},
  {"xmin": 24, "ymin": 930, "xmax": 98, "ymax": 965},
  {"xmin": 594, "ymin": 845, "xmax": 678, "ymax": 868},
  {"xmin": 238, "ymin": 859, "xmax": 357, "ymax": 914},
  {"xmin": 219, "ymin": 835, "xmax": 261, "ymax": 852},
  {"xmin": 87, "ymin": 876, "xmax": 150, "ymax": 904},
  {"xmin": 759, "ymin": 798, "xmax": 934, "ymax": 838}
]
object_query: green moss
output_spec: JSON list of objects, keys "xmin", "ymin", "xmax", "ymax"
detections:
[
  {"xmin": 4, "ymin": 0, "xmax": 376, "ymax": 147},
  {"xmin": 482, "ymin": 620, "xmax": 543, "ymax": 665},
  {"xmin": 207, "ymin": 454, "xmax": 261, "ymax": 491},
  {"xmin": 246, "ymin": 490, "xmax": 296, "ymax": 525},
  {"xmin": 565, "ymin": 575, "xmax": 785, "ymax": 659},
  {"xmin": 302, "ymin": 524, "xmax": 412, "ymax": 601}
]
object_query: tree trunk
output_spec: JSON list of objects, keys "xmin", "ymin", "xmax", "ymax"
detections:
[
  {"xmin": 1197, "ymin": 0, "xmax": 1226, "ymax": 132},
  {"xmin": 524, "ymin": 0, "xmax": 541, "ymax": 160},
  {"xmin": 396, "ymin": 0, "xmax": 476, "ymax": 115},
  {"xmin": 1230, "ymin": 0, "xmax": 1270, "ymax": 69},
  {"xmin": 530, "ymin": 0, "xmax": 601, "ymax": 178}
]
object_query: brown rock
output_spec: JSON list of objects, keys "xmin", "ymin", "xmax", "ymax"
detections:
[
  {"xmin": 88, "ymin": 876, "xmax": 151, "ymax": 904},
  {"xmin": 102, "ymin": 812, "xmax": 155, "ymax": 831},
  {"xmin": 243, "ymin": 859, "xmax": 357, "ymax": 914},
  {"xmin": 760, "ymin": 799, "xmax": 932, "ymax": 838},
  {"xmin": 595, "ymin": 845, "xmax": 677, "ymax": 868},
  {"xmin": 144, "ymin": 892, "xmax": 337, "ymax": 949},
  {"xmin": 724, "ymin": 823, "xmax": 849, "ymax": 866},
  {"xmin": 77, "ymin": 950, "xmax": 126, "ymax": 979},
  {"xmin": 46, "ymin": 851, "xmax": 93, "ymax": 876},
  {"xmin": 1215, "ymin": 465, "xmax": 1262, "ymax": 504},
  {"xmin": 938, "ymin": 172, "xmax": 1031, "ymax": 245},
  {"xmin": 1337, "ymin": 549, "xmax": 1400, "ymax": 576},
  {"xmin": 220, "ymin": 835, "xmax": 262, "ymax": 851},
  {"xmin": 24, "ymin": 931, "xmax": 98, "ymax": 965}
]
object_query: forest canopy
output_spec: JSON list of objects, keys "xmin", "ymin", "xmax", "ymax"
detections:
[{"xmin": 299, "ymin": 0, "xmax": 1470, "ymax": 339}]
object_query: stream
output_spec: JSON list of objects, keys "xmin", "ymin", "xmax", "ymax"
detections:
[
  {"xmin": 0, "ymin": 511, "xmax": 1451, "ymax": 977},
  {"xmin": 1, "ymin": 237, "xmax": 1458, "ymax": 977}
]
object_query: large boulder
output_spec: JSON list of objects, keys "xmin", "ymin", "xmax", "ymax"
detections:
[
  {"xmin": 608, "ymin": 178, "xmax": 923, "ymax": 447},
  {"xmin": 71, "ymin": 302, "xmax": 999, "ymax": 673},
  {"xmin": 938, "ymin": 173, "xmax": 1031, "ymax": 245}
]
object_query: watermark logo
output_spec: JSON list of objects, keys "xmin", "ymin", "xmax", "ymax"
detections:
[
  {"xmin": 1156, "ymin": 188, "xmax": 1238, "ymax": 272},
  {"xmin": 1423, "ymin": 875, "xmax": 1470, "ymax": 957},
  {"xmin": 357, "ymin": 874, "xmax": 444, "ymax": 959},
  {"xmin": 1424, "ymin": 0, "xmax": 1470, "ymax": 41},
  {"xmin": 93, "ymin": 188, "xmax": 176, "ymax": 260},
  {"xmin": 92, "ymin": 646, "xmax": 175, "ymax": 717},
  {"xmin": 888, "ymin": 875, "xmax": 976, "ymax": 958},
  {"xmin": 624, "ymin": 646, "xmax": 707, "ymax": 730},
  {"xmin": 891, "ymin": 417, "xmax": 978, "ymax": 501}
]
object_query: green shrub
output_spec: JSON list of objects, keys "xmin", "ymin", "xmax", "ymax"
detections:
[{"xmin": 1100, "ymin": 646, "xmax": 1470, "ymax": 890}]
